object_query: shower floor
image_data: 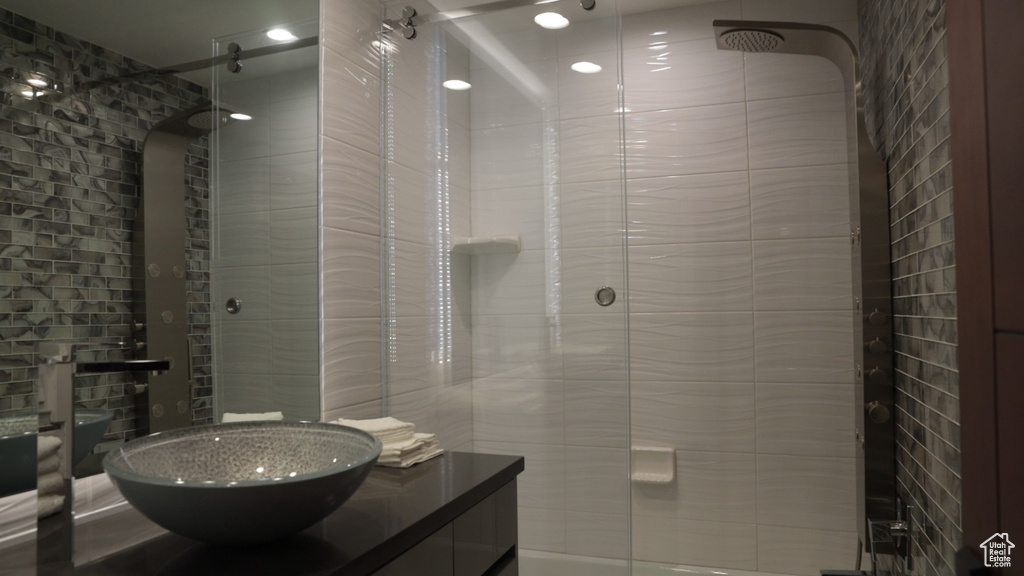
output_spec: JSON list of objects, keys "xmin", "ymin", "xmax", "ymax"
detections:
[{"xmin": 519, "ymin": 550, "xmax": 804, "ymax": 576}]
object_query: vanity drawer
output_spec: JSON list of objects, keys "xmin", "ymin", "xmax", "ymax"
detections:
[
  {"xmin": 454, "ymin": 480, "xmax": 517, "ymax": 576},
  {"xmin": 374, "ymin": 524, "xmax": 454, "ymax": 576}
]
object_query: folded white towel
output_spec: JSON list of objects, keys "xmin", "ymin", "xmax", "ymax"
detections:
[
  {"xmin": 377, "ymin": 433, "xmax": 443, "ymax": 468},
  {"xmin": 334, "ymin": 417, "xmax": 415, "ymax": 445},
  {"xmin": 37, "ymin": 494, "xmax": 65, "ymax": 519},
  {"xmin": 332, "ymin": 418, "xmax": 442, "ymax": 468},
  {"xmin": 380, "ymin": 437, "xmax": 427, "ymax": 459},
  {"xmin": 377, "ymin": 448, "xmax": 444, "ymax": 468},
  {"xmin": 37, "ymin": 472, "xmax": 63, "ymax": 496},
  {"xmin": 38, "ymin": 453, "xmax": 60, "ymax": 475},
  {"xmin": 222, "ymin": 412, "xmax": 285, "ymax": 423},
  {"xmin": 38, "ymin": 435, "xmax": 62, "ymax": 458}
]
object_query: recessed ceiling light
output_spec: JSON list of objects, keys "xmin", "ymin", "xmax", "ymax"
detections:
[
  {"xmin": 443, "ymin": 80, "xmax": 472, "ymax": 90},
  {"xmin": 534, "ymin": 12, "xmax": 569, "ymax": 29},
  {"xmin": 229, "ymin": 113, "xmax": 253, "ymax": 121},
  {"xmin": 20, "ymin": 90, "xmax": 35, "ymax": 98},
  {"xmin": 571, "ymin": 61, "xmax": 602, "ymax": 74},
  {"xmin": 266, "ymin": 28, "xmax": 297, "ymax": 41},
  {"xmin": 26, "ymin": 77, "xmax": 48, "ymax": 87}
]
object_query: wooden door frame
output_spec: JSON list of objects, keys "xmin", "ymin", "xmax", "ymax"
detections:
[{"xmin": 947, "ymin": 0, "xmax": 1023, "ymax": 572}]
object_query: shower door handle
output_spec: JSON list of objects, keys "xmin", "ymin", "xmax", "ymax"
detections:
[{"xmin": 594, "ymin": 286, "xmax": 616, "ymax": 307}]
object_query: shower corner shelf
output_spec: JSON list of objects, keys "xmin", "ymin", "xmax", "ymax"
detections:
[{"xmin": 450, "ymin": 235, "xmax": 521, "ymax": 256}]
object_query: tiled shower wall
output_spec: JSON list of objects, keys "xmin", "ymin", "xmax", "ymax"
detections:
[
  {"xmin": 462, "ymin": 0, "xmax": 862, "ymax": 573},
  {"xmin": 0, "ymin": 8, "xmax": 213, "ymax": 447},
  {"xmin": 318, "ymin": 0, "xmax": 389, "ymax": 422},
  {"xmin": 858, "ymin": 1, "xmax": 961, "ymax": 575},
  {"xmin": 624, "ymin": 2, "xmax": 860, "ymax": 573}
]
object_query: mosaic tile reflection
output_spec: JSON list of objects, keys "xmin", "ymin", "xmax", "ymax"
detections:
[{"xmin": 0, "ymin": 7, "xmax": 213, "ymax": 450}]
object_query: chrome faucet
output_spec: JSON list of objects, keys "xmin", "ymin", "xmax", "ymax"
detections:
[{"xmin": 35, "ymin": 342, "xmax": 169, "ymax": 574}]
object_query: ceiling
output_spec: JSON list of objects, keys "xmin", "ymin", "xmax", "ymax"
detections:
[
  {"xmin": 1, "ymin": 0, "xmax": 700, "ymax": 67},
  {"xmin": 0, "ymin": 0, "xmax": 703, "ymax": 86},
  {"xmin": 0, "ymin": 0, "xmax": 319, "ymax": 68}
]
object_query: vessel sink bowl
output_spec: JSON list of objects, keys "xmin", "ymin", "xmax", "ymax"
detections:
[
  {"xmin": 0, "ymin": 409, "xmax": 112, "ymax": 497},
  {"xmin": 102, "ymin": 421, "xmax": 381, "ymax": 545}
]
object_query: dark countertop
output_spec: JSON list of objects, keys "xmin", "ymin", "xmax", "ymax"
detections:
[{"xmin": 73, "ymin": 452, "xmax": 524, "ymax": 576}]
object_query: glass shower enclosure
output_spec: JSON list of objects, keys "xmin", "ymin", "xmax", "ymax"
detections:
[
  {"xmin": 211, "ymin": 17, "xmax": 322, "ymax": 423},
  {"xmin": 380, "ymin": 0, "xmax": 630, "ymax": 570},
  {"xmin": 381, "ymin": 0, "xmax": 865, "ymax": 575}
]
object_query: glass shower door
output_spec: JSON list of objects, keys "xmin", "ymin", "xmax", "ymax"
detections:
[
  {"xmin": 210, "ymin": 17, "xmax": 321, "ymax": 423},
  {"xmin": 379, "ymin": 0, "xmax": 629, "ymax": 573}
]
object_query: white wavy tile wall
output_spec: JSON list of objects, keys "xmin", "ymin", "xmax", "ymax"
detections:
[
  {"xmin": 623, "ymin": 1, "xmax": 858, "ymax": 572},
  {"xmin": 214, "ymin": 64, "xmax": 320, "ymax": 422},
  {"xmin": 461, "ymin": 0, "xmax": 859, "ymax": 569},
  {"xmin": 320, "ymin": 0, "xmax": 386, "ymax": 424}
]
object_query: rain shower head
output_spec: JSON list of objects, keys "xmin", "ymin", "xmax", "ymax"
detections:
[
  {"xmin": 712, "ymin": 19, "xmax": 857, "ymax": 88},
  {"xmin": 718, "ymin": 28, "xmax": 785, "ymax": 53},
  {"xmin": 186, "ymin": 108, "xmax": 238, "ymax": 130},
  {"xmin": 148, "ymin": 101, "xmax": 248, "ymax": 139}
]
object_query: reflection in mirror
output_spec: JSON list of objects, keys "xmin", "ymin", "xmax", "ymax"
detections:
[
  {"xmin": 0, "ymin": 0, "xmax": 320, "ymax": 545},
  {"xmin": 211, "ymin": 18, "xmax": 321, "ymax": 423}
]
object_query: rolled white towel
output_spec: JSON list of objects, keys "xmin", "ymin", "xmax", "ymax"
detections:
[
  {"xmin": 38, "ymin": 453, "xmax": 60, "ymax": 475},
  {"xmin": 221, "ymin": 412, "xmax": 284, "ymax": 423},
  {"xmin": 37, "ymin": 494, "xmax": 65, "ymax": 519},
  {"xmin": 38, "ymin": 435, "xmax": 62, "ymax": 459},
  {"xmin": 37, "ymin": 472, "xmax": 64, "ymax": 496}
]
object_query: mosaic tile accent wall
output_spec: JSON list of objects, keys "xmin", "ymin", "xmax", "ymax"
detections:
[
  {"xmin": 858, "ymin": 1, "xmax": 961, "ymax": 575},
  {"xmin": 0, "ymin": 7, "xmax": 213, "ymax": 450}
]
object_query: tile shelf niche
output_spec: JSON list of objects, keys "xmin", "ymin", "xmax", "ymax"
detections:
[{"xmin": 449, "ymin": 236, "xmax": 521, "ymax": 256}]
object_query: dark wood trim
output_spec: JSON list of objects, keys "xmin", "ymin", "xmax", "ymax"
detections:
[
  {"xmin": 996, "ymin": 334, "xmax": 1024, "ymax": 561},
  {"xmin": 986, "ymin": 2, "xmax": 1024, "ymax": 332},
  {"xmin": 946, "ymin": 0, "xmax": 1000, "ymax": 555}
]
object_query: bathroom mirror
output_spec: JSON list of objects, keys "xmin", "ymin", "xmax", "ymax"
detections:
[{"xmin": 0, "ymin": 0, "xmax": 321, "ymax": 497}]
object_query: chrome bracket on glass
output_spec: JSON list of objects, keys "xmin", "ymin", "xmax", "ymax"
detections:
[
  {"xmin": 383, "ymin": 6, "xmax": 418, "ymax": 40},
  {"xmin": 384, "ymin": 0, "xmax": 598, "ymax": 36},
  {"xmin": 227, "ymin": 42, "xmax": 243, "ymax": 73}
]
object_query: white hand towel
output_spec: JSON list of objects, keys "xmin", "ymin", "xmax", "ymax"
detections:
[
  {"xmin": 222, "ymin": 412, "xmax": 285, "ymax": 423},
  {"xmin": 377, "ymin": 432, "xmax": 443, "ymax": 468},
  {"xmin": 334, "ymin": 417, "xmax": 415, "ymax": 445},
  {"xmin": 37, "ymin": 435, "xmax": 62, "ymax": 459},
  {"xmin": 38, "ymin": 453, "xmax": 60, "ymax": 475},
  {"xmin": 380, "ymin": 437, "xmax": 425, "ymax": 459},
  {"xmin": 377, "ymin": 448, "xmax": 444, "ymax": 468}
]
